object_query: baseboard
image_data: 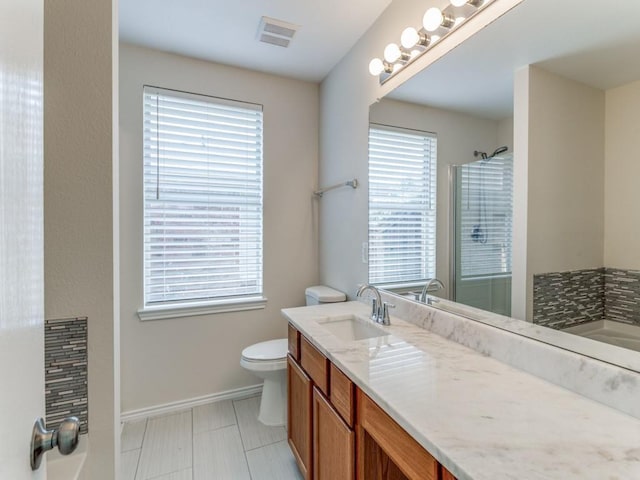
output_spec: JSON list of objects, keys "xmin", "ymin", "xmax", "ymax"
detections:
[{"xmin": 120, "ymin": 383, "xmax": 263, "ymax": 423}]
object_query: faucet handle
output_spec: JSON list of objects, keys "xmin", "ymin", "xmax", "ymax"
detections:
[{"xmin": 381, "ymin": 302, "xmax": 395, "ymax": 326}]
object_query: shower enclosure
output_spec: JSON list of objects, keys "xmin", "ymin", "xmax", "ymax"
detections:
[{"xmin": 450, "ymin": 152, "xmax": 513, "ymax": 316}]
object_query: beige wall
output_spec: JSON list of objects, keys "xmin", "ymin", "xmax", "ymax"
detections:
[
  {"xmin": 370, "ymin": 98, "xmax": 501, "ymax": 296},
  {"xmin": 497, "ymin": 117, "xmax": 514, "ymax": 150},
  {"xmin": 44, "ymin": 0, "xmax": 119, "ymax": 478},
  {"xmin": 119, "ymin": 44, "xmax": 319, "ymax": 413},
  {"xmin": 512, "ymin": 66, "xmax": 605, "ymax": 320},
  {"xmin": 605, "ymin": 80, "xmax": 640, "ymax": 270}
]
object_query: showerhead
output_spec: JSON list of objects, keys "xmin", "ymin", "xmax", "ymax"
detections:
[{"xmin": 491, "ymin": 146, "xmax": 508, "ymax": 157}]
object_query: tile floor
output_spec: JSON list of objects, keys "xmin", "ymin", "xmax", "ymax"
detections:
[{"xmin": 121, "ymin": 395, "xmax": 303, "ymax": 480}]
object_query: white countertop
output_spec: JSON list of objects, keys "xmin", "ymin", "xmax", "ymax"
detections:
[{"xmin": 283, "ymin": 301, "xmax": 640, "ymax": 480}]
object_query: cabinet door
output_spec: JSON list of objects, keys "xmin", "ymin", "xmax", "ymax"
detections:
[
  {"xmin": 288, "ymin": 355, "xmax": 313, "ymax": 480},
  {"xmin": 313, "ymin": 387, "xmax": 355, "ymax": 480}
]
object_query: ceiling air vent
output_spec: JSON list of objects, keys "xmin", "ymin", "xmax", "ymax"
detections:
[{"xmin": 257, "ymin": 16, "xmax": 299, "ymax": 48}]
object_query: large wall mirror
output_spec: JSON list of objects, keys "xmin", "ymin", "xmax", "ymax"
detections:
[{"xmin": 368, "ymin": 0, "xmax": 640, "ymax": 371}]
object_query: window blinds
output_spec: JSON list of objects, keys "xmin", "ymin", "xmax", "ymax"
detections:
[
  {"xmin": 143, "ymin": 86, "xmax": 263, "ymax": 306},
  {"xmin": 368, "ymin": 125, "xmax": 437, "ymax": 286},
  {"xmin": 459, "ymin": 156, "xmax": 513, "ymax": 278}
]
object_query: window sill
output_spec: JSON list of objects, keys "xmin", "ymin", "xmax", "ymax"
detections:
[{"xmin": 137, "ymin": 296, "xmax": 268, "ymax": 321}]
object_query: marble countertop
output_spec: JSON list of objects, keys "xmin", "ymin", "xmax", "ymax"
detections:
[{"xmin": 282, "ymin": 301, "xmax": 640, "ymax": 480}]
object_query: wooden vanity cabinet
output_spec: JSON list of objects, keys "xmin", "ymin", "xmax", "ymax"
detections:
[
  {"xmin": 287, "ymin": 323, "xmax": 457, "ymax": 480},
  {"xmin": 288, "ymin": 325, "xmax": 356, "ymax": 480}
]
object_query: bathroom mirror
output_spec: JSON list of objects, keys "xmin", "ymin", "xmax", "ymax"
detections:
[{"xmin": 369, "ymin": 0, "xmax": 640, "ymax": 371}]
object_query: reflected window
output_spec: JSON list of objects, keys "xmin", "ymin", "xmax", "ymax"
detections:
[{"xmin": 368, "ymin": 124, "xmax": 437, "ymax": 286}]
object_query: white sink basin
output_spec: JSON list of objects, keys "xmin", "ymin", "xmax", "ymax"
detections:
[{"xmin": 318, "ymin": 315, "xmax": 387, "ymax": 341}]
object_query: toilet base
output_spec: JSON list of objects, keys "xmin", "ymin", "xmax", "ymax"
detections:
[{"xmin": 257, "ymin": 369, "xmax": 287, "ymax": 427}]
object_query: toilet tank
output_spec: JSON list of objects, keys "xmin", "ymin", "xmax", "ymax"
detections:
[{"xmin": 305, "ymin": 285, "xmax": 346, "ymax": 306}]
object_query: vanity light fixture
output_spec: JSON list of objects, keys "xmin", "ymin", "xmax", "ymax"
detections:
[
  {"xmin": 368, "ymin": 57, "xmax": 391, "ymax": 76},
  {"xmin": 384, "ymin": 42, "xmax": 411, "ymax": 64},
  {"xmin": 400, "ymin": 27, "xmax": 431, "ymax": 50},
  {"xmin": 369, "ymin": 0, "xmax": 495, "ymax": 83},
  {"xmin": 423, "ymin": 7, "xmax": 455, "ymax": 32}
]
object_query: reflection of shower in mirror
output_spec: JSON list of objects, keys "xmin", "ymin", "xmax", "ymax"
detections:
[{"xmin": 473, "ymin": 145, "xmax": 508, "ymax": 161}]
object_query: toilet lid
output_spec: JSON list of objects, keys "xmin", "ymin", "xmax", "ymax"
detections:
[{"xmin": 242, "ymin": 338, "xmax": 288, "ymax": 361}]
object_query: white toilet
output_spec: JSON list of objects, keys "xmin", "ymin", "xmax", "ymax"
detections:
[{"xmin": 240, "ymin": 285, "xmax": 346, "ymax": 426}]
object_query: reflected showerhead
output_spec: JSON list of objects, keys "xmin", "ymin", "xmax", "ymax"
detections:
[
  {"xmin": 473, "ymin": 150, "xmax": 488, "ymax": 160},
  {"xmin": 491, "ymin": 146, "xmax": 508, "ymax": 157}
]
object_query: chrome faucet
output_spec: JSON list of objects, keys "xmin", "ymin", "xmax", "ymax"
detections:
[
  {"xmin": 356, "ymin": 284, "xmax": 394, "ymax": 325},
  {"xmin": 419, "ymin": 278, "xmax": 445, "ymax": 304}
]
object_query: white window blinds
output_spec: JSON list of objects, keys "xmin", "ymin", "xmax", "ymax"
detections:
[
  {"xmin": 143, "ymin": 86, "xmax": 263, "ymax": 307},
  {"xmin": 368, "ymin": 125, "xmax": 437, "ymax": 286},
  {"xmin": 459, "ymin": 155, "xmax": 513, "ymax": 278}
]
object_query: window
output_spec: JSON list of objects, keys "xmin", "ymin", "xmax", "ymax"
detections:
[
  {"xmin": 368, "ymin": 124, "xmax": 437, "ymax": 286},
  {"xmin": 458, "ymin": 155, "xmax": 513, "ymax": 278},
  {"xmin": 142, "ymin": 86, "xmax": 263, "ymax": 311}
]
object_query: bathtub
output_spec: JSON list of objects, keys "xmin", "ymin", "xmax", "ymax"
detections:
[
  {"xmin": 564, "ymin": 320, "xmax": 640, "ymax": 352},
  {"xmin": 47, "ymin": 435, "xmax": 87, "ymax": 480}
]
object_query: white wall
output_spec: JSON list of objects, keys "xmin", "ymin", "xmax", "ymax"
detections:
[
  {"xmin": 119, "ymin": 44, "xmax": 319, "ymax": 413},
  {"xmin": 604, "ymin": 79, "xmax": 640, "ymax": 270},
  {"xmin": 319, "ymin": 0, "xmax": 524, "ymax": 298},
  {"xmin": 370, "ymin": 98, "xmax": 501, "ymax": 296},
  {"xmin": 512, "ymin": 66, "xmax": 605, "ymax": 320},
  {"xmin": 44, "ymin": 0, "xmax": 119, "ymax": 478}
]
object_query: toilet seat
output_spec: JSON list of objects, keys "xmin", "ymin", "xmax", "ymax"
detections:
[{"xmin": 241, "ymin": 338, "xmax": 287, "ymax": 371}]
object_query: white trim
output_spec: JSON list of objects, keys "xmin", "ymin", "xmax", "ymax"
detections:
[
  {"xmin": 120, "ymin": 383, "xmax": 263, "ymax": 423},
  {"xmin": 137, "ymin": 296, "xmax": 268, "ymax": 321}
]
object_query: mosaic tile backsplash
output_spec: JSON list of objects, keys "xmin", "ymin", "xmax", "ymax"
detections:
[
  {"xmin": 533, "ymin": 268, "xmax": 604, "ymax": 329},
  {"xmin": 605, "ymin": 269, "xmax": 640, "ymax": 325},
  {"xmin": 533, "ymin": 268, "xmax": 640, "ymax": 329},
  {"xmin": 45, "ymin": 317, "xmax": 88, "ymax": 434}
]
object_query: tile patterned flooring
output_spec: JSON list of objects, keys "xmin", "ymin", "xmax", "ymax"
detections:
[{"xmin": 121, "ymin": 395, "xmax": 303, "ymax": 480}]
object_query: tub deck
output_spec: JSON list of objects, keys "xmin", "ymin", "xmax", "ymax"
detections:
[{"xmin": 564, "ymin": 320, "xmax": 640, "ymax": 352}]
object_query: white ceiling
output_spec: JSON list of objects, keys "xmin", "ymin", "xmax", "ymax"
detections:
[
  {"xmin": 119, "ymin": 0, "xmax": 392, "ymax": 82},
  {"xmin": 389, "ymin": 0, "xmax": 640, "ymax": 119}
]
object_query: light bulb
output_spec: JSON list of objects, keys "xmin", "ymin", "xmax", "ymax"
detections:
[
  {"xmin": 383, "ymin": 43, "xmax": 401, "ymax": 63},
  {"xmin": 368, "ymin": 58, "xmax": 385, "ymax": 76},
  {"xmin": 451, "ymin": 0, "xmax": 468, "ymax": 6},
  {"xmin": 423, "ymin": 8, "xmax": 444, "ymax": 32},
  {"xmin": 401, "ymin": 27, "xmax": 420, "ymax": 49}
]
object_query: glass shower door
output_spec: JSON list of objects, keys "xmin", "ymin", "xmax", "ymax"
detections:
[{"xmin": 451, "ymin": 154, "xmax": 513, "ymax": 316}]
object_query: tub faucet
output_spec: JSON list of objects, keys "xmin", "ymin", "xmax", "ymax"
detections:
[{"xmin": 419, "ymin": 278, "xmax": 445, "ymax": 304}]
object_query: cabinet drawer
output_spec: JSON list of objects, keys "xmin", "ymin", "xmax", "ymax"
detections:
[
  {"xmin": 357, "ymin": 390, "xmax": 438, "ymax": 480},
  {"xmin": 300, "ymin": 336, "xmax": 329, "ymax": 394},
  {"xmin": 329, "ymin": 363, "xmax": 354, "ymax": 428},
  {"xmin": 288, "ymin": 323, "xmax": 300, "ymax": 361}
]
